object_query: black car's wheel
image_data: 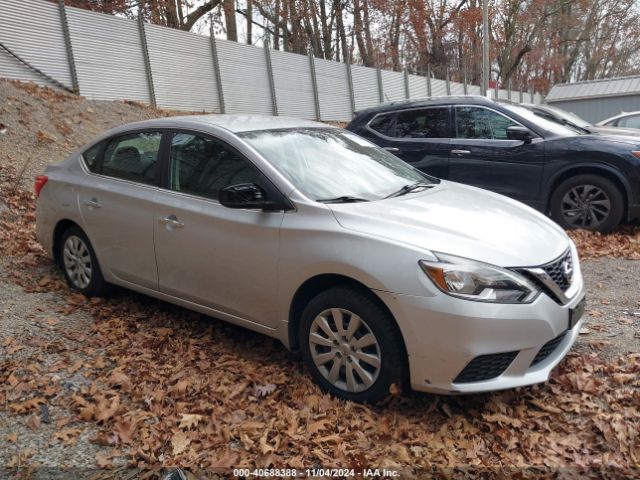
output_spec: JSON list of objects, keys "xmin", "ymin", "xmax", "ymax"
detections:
[
  {"xmin": 299, "ymin": 286, "xmax": 407, "ymax": 403},
  {"xmin": 550, "ymin": 174, "xmax": 624, "ymax": 233},
  {"xmin": 59, "ymin": 226, "xmax": 109, "ymax": 296}
]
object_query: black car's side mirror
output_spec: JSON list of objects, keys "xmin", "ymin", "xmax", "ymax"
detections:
[
  {"xmin": 219, "ymin": 183, "xmax": 284, "ymax": 211},
  {"xmin": 506, "ymin": 125, "xmax": 534, "ymax": 143}
]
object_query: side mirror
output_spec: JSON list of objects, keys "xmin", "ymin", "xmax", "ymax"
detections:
[
  {"xmin": 506, "ymin": 125, "xmax": 534, "ymax": 143},
  {"xmin": 219, "ymin": 183, "xmax": 283, "ymax": 211}
]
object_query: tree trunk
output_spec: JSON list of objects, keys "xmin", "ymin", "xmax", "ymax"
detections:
[{"xmin": 223, "ymin": 0, "xmax": 238, "ymax": 41}]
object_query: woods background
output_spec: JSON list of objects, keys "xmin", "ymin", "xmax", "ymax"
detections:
[{"xmin": 50, "ymin": 0, "xmax": 640, "ymax": 94}]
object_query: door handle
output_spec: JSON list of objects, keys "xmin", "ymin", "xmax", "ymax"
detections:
[
  {"xmin": 451, "ymin": 149, "xmax": 471, "ymax": 155},
  {"xmin": 159, "ymin": 215, "xmax": 184, "ymax": 229},
  {"xmin": 83, "ymin": 198, "xmax": 101, "ymax": 209},
  {"xmin": 383, "ymin": 147, "xmax": 400, "ymax": 153}
]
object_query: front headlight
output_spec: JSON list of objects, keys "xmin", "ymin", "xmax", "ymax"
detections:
[{"xmin": 419, "ymin": 253, "xmax": 540, "ymax": 304}]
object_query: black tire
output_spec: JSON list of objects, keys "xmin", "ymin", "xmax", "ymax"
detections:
[
  {"xmin": 550, "ymin": 174, "xmax": 624, "ymax": 233},
  {"xmin": 299, "ymin": 286, "xmax": 407, "ymax": 404},
  {"xmin": 58, "ymin": 226, "xmax": 109, "ymax": 296}
]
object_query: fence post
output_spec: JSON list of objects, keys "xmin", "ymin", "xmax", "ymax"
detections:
[
  {"xmin": 507, "ymin": 79, "xmax": 512, "ymax": 101},
  {"xmin": 376, "ymin": 65, "xmax": 384, "ymax": 103},
  {"xmin": 519, "ymin": 90, "xmax": 523, "ymax": 103},
  {"xmin": 137, "ymin": 15, "xmax": 156, "ymax": 107},
  {"xmin": 403, "ymin": 69, "xmax": 410, "ymax": 99},
  {"xmin": 263, "ymin": 37, "xmax": 278, "ymax": 116},
  {"xmin": 308, "ymin": 47, "xmax": 321, "ymax": 121},
  {"xmin": 494, "ymin": 74, "xmax": 498, "ymax": 100},
  {"xmin": 445, "ymin": 67, "xmax": 451, "ymax": 95},
  {"xmin": 463, "ymin": 69, "xmax": 468, "ymax": 95},
  {"xmin": 345, "ymin": 51, "xmax": 356, "ymax": 116},
  {"xmin": 209, "ymin": 20, "xmax": 226, "ymax": 114},
  {"xmin": 57, "ymin": 0, "xmax": 79, "ymax": 94},
  {"xmin": 426, "ymin": 65, "xmax": 432, "ymax": 97},
  {"xmin": 529, "ymin": 88, "xmax": 534, "ymax": 103}
]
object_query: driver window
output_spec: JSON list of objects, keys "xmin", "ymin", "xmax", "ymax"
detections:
[
  {"xmin": 169, "ymin": 133, "xmax": 262, "ymax": 200},
  {"xmin": 455, "ymin": 106, "xmax": 517, "ymax": 140},
  {"xmin": 102, "ymin": 132, "xmax": 162, "ymax": 184}
]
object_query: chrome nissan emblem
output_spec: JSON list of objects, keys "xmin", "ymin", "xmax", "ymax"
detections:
[{"xmin": 561, "ymin": 260, "xmax": 573, "ymax": 282}]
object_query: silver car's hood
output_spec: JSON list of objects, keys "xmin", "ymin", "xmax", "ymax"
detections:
[{"xmin": 329, "ymin": 181, "xmax": 569, "ymax": 267}]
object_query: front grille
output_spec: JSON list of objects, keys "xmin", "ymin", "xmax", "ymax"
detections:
[
  {"xmin": 530, "ymin": 331, "xmax": 567, "ymax": 367},
  {"xmin": 542, "ymin": 251, "xmax": 573, "ymax": 291},
  {"xmin": 453, "ymin": 351, "xmax": 518, "ymax": 384}
]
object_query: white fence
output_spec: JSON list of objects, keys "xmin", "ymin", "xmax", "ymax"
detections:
[{"xmin": 0, "ymin": 0, "xmax": 543, "ymax": 121}]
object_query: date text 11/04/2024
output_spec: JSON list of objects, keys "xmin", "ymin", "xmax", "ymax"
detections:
[{"xmin": 232, "ymin": 468, "xmax": 401, "ymax": 477}]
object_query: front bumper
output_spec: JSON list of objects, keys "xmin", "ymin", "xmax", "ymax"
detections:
[{"xmin": 375, "ymin": 274, "xmax": 586, "ymax": 394}]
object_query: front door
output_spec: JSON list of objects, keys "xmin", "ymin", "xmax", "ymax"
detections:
[
  {"xmin": 78, "ymin": 130, "xmax": 163, "ymax": 289},
  {"xmin": 448, "ymin": 106, "xmax": 545, "ymax": 208},
  {"xmin": 153, "ymin": 131, "xmax": 283, "ymax": 327}
]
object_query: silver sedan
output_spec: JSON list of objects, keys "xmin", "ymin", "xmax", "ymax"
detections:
[{"xmin": 35, "ymin": 115, "xmax": 586, "ymax": 403}]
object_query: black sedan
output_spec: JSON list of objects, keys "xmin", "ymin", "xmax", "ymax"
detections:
[{"xmin": 346, "ymin": 96, "xmax": 640, "ymax": 233}]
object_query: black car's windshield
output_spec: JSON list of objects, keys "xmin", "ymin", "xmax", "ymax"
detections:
[
  {"xmin": 240, "ymin": 128, "xmax": 435, "ymax": 201},
  {"xmin": 503, "ymin": 105, "xmax": 580, "ymax": 136}
]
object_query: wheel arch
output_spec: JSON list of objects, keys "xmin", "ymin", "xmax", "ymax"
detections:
[
  {"xmin": 546, "ymin": 164, "xmax": 631, "ymax": 219},
  {"xmin": 287, "ymin": 273, "xmax": 408, "ymax": 358},
  {"xmin": 52, "ymin": 219, "xmax": 83, "ymax": 266}
]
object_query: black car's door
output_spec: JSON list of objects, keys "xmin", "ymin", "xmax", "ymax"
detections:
[
  {"xmin": 367, "ymin": 107, "xmax": 452, "ymax": 179},
  {"xmin": 448, "ymin": 105, "xmax": 545, "ymax": 208}
]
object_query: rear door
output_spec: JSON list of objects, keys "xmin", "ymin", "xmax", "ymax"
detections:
[
  {"xmin": 448, "ymin": 106, "xmax": 545, "ymax": 207},
  {"xmin": 152, "ymin": 131, "xmax": 283, "ymax": 327},
  {"xmin": 78, "ymin": 130, "xmax": 163, "ymax": 289},
  {"xmin": 366, "ymin": 107, "xmax": 452, "ymax": 179}
]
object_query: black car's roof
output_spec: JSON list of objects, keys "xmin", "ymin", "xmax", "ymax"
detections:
[{"xmin": 355, "ymin": 95, "xmax": 495, "ymax": 117}]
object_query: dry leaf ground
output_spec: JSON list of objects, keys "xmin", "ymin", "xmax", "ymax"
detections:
[{"xmin": 1, "ymin": 80, "xmax": 639, "ymax": 478}]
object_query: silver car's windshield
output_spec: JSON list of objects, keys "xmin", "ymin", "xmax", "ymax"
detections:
[
  {"xmin": 503, "ymin": 105, "xmax": 579, "ymax": 136},
  {"xmin": 239, "ymin": 128, "xmax": 434, "ymax": 201}
]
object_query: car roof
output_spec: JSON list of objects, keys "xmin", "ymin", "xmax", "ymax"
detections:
[
  {"xmin": 107, "ymin": 114, "xmax": 329, "ymax": 134},
  {"xmin": 354, "ymin": 95, "xmax": 495, "ymax": 116}
]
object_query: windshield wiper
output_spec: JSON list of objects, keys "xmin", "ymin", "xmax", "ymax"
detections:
[
  {"xmin": 384, "ymin": 182, "xmax": 433, "ymax": 199},
  {"xmin": 316, "ymin": 195, "xmax": 370, "ymax": 204}
]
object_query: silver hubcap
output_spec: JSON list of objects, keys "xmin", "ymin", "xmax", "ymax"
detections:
[
  {"xmin": 309, "ymin": 308, "xmax": 381, "ymax": 393},
  {"xmin": 561, "ymin": 184, "xmax": 611, "ymax": 228},
  {"xmin": 63, "ymin": 235, "xmax": 92, "ymax": 289}
]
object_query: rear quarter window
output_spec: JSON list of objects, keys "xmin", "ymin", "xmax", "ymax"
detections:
[{"xmin": 82, "ymin": 141, "xmax": 106, "ymax": 173}]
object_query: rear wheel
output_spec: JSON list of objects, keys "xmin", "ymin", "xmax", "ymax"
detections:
[
  {"xmin": 299, "ymin": 286, "xmax": 407, "ymax": 403},
  {"xmin": 59, "ymin": 226, "xmax": 108, "ymax": 296},
  {"xmin": 550, "ymin": 174, "xmax": 624, "ymax": 233}
]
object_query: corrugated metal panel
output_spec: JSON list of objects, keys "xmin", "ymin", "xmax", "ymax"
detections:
[
  {"xmin": 217, "ymin": 39, "xmax": 272, "ymax": 116},
  {"xmin": 547, "ymin": 95, "xmax": 640, "ymax": 123},
  {"xmin": 352, "ymin": 65, "xmax": 379, "ymax": 111},
  {"xmin": 0, "ymin": 0, "xmax": 71, "ymax": 88},
  {"xmin": 467, "ymin": 85, "xmax": 482, "ymax": 96},
  {"xmin": 380, "ymin": 70, "xmax": 405, "ymax": 102},
  {"xmin": 270, "ymin": 49, "xmax": 316, "ymax": 120},
  {"xmin": 431, "ymin": 79, "xmax": 447, "ymax": 96},
  {"xmin": 450, "ymin": 82, "xmax": 465, "ymax": 95},
  {"xmin": 546, "ymin": 75, "xmax": 640, "ymax": 101},
  {"xmin": 314, "ymin": 57, "xmax": 351, "ymax": 121},
  {"xmin": 66, "ymin": 6, "xmax": 150, "ymax": 102},
  {"xmin": 408, "ymin": 74, "xmax": 428, "ymax": 99},
  {"xmin": 145, "ymin": 24, "xmax": 218, "ymax": 112},
  {"xmin": 498, "ymin": 89, "xmax": 509, "ymax": 100}
]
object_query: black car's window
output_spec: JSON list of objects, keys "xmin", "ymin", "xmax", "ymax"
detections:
[
  {"xmin": 101, "ymin": 132, "xmax": 162, "ymax": 184},
  {"xmin": 455, "ymin": 106, "xmax": 517, "ymax": 140},
  {"xmin": 619, "ymin": 115, "xmax": 640, "ymax": 129},
  {"xmin": 82, "ymin": 141, "xmax": 106, "ymax": 173},
  {"xmin": 169, "ymin": 132, "xmax": 262, "ymax": 200},
  {"xmin": 368, "ymin": 114, "xmax": 394, "ymax": 135},
  {"xmin": 394, "ymin": 108, "xmax": 450, "ymax": 138}
]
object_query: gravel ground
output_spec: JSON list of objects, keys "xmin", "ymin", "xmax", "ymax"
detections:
[{"xmin": 1, "ymin": 254, "xmax": 638, "ymax": 472}]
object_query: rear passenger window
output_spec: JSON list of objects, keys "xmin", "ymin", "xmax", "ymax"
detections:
[
  {"xmin": 82, "ymin": 141, "xmax": 106, "ymax": 173},
  {"xmin": 619, "ymin": 115, "xmax": 640, "ymax": 129},
  {"xmin": 368, "ymin": 114, "xmax": 394, "ymax": 135},
  {"xmin": 394, "ymin": 108, "xmax": 450, "ymax": 138},
  {"xmin": 169, "ymin": 133, "xmax": 262, "ymax": 200},
  {"xmin": 101, "ymin": 132, "xmax": 162, "ymax": 185}
]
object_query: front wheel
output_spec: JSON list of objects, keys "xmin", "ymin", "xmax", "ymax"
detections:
[
  {"xmin": 550, "ymin": 174, "xmax": 624, "ymax": 233},
  {"xmin": 299, "ymin": 286, "xmax": 407, "ymax": 403}
]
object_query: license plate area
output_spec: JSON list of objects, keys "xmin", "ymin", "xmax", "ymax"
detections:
[{"xmin": 569, "ymin": 296, "xmax": 586, "ymax": 330}]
